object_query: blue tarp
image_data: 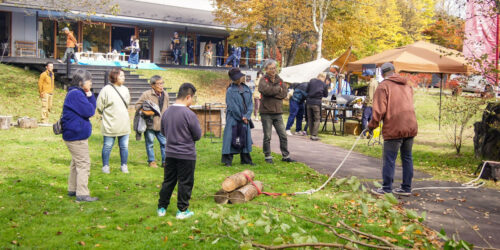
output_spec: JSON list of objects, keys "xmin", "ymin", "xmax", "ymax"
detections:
[{"xmin": 78, "ymin": 59, "xmax": 165, "ymax": 70}]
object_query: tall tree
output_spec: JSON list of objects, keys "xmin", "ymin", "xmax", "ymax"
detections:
[
  {"xmin": 213, "ymin": 0, "xmax": 314, "ymax": 66},
  {"xmin": 311, "ymin": 0, "xmax": 331, "ymax": 59}
]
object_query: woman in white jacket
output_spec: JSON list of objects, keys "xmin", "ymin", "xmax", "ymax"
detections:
[{"xmin": 96, "ymin": 67, "xmax": 131, "ymax": 174}]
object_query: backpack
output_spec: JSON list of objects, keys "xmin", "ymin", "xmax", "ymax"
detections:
[{"xmin": 475, "ymin": 161, "xmax": 500, "ymax": 182}]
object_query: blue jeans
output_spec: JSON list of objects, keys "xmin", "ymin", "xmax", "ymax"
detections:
[
  {"xmin": 173, "ymin": 49, "xmax": 181, "ymax": 64},
  {"xmin": 286, "ymin": 100, "xmax": 305, "ymax": 132},
  {"xmin": 382, "ymin": 137, "xmax": 414, "ymax": 192},
  {"xmin": 362, "ymin": 106, "xmax": 372, "ymax": 135},
  {"xmin": 144, "ymin": 129, "xmax": 166, "ymax": 163},
  {"xmin": 102, "ymin": 135, "xmax": 129, "ymax": 166},
  {"xmin": 224, "ymin": 55, "xmax": 240, "ymax": 67}
]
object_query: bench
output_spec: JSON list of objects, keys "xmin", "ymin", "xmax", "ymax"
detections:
[
  {"xmin": 15, "ymin": 41, "xmax": 36, "ymax": 57},
  {"xmin": 160, "ymin": 50, "xmax": 174, "ymax": 64}
]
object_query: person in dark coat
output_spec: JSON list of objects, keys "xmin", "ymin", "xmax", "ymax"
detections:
[
  {"xmin": 285, "ymin": 82, "xmax": 308, "ymax": 136},
  {"xmin": 306, "ymin": 73, "xmax": 329, "ymax": 141},
  {"xmin": 221, "ymin": 68, "xmax": 255, "ymax": 166},
  {"xmin": 62, "ymin": 69, "xmax": 98, "ymax": 202}
]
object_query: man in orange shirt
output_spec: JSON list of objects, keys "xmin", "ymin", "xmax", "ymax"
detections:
[
  {"xmin": 60, "ymin": 27, "xmax": 79, "ymax": 64},
  {"xmin": 38, "ymin": 62, "xmax": 55, "ymax": 124}
]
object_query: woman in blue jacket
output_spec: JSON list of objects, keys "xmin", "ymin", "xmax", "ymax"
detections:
[
  {"xmin": 221, "ymin": 68, "xmax": 254, "ymax": 167},
  {"xmin": 62, "ymin": 69, "xmax": 98, "ymax": 202}
]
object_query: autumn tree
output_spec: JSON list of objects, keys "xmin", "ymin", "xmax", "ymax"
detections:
[
  {"xmin": 423, "ymin": 13, "xmax": 464, "ymax": 50},
  {"xmin": 213, "ymin": 0, "xmax": 314, "ymax": 66}
]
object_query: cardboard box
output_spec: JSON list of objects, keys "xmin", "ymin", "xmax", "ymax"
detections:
[{"xmin": 344, "ymin": 122, "xmax": 361, "ymax": 135}]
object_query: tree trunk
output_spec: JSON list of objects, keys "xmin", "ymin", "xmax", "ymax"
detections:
[
  {"xmin": 316, "ymin": 26, "xmax": 323, "ymax": 60},
  {"xmin": 18, "ymin": 117, "xmax": 38, "ymax": 128},
  {"xmin": 0, "ymin": 115, "xmax": 12, "ymax": 130},
  {"xmin": 229, "ymin": 181, "xmax": 263, "ymax": 204},
  {"xmin": 221, "ymin": 169, "xmax": 255, "ymax": 192},
  {"xmin": 214, "ymin": 189, "xmax": 230, "ymax": 204}
]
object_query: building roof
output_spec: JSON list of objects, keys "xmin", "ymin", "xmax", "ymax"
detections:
[{"xmin": 2, "ymin": 0, "xmax": 233, "ymax": 29}]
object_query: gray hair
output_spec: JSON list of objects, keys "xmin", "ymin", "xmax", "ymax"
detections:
[
  {"xmin": 263, "ymin": 59, "xmax": 277, "ymax": 70},
  {"xmin": 62, "ymin": 27, "xmax": 69, "ymax": 32}
]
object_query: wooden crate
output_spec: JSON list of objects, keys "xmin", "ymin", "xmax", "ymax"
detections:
[{"xmin": 344, "ymin": 122, "xmax": 361, "ymax": 135}]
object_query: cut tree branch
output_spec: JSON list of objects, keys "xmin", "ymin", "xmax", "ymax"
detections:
[{"xmin": 251, "ymin": 242, "xmax": 357, "ymax": 250}]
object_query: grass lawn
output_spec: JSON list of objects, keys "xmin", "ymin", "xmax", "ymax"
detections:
[{"xmin": 0, "ymin": 64, "xmax": 440, "ymax": 248}]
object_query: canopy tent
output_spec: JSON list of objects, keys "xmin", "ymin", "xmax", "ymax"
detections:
[
  {"xmin": 347, "ymin": 41, "xmax": 470, "ymax": 74},
  {"xmin": 279, "ymin": 58, "xmax": 335, "ymax": 83},
  {"xmin": 279, "ymin": 48, "xmax": 357, "ymax": 83},
  {"xmin": 348, "ymin": 41, "xmax": 471, "ymax": 130}
]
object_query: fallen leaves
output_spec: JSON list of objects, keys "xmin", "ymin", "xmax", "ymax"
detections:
[
  {"xmin": 472, "ymin": 225, "xmax": 479, "ymax": 231},
  {"xmin": 116, "ymin": 226, "xmax": 123, "ymax": 231},
  {"xmin": 167, "ymin": 221, "xmax": 173, "ymax": 227},
  {"xmin": 163, "ymin": 236, "xmax": 168, "ymax": 243},
  {"xmin": 78, "ymin": 241, "xmax": 85, "ymax": 246},
  {"xmin": 97, "ymin": 225, "xmax": 106, "ymax": 229}
]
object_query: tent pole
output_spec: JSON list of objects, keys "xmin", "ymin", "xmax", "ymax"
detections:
[
  {"xmin": 496, "ymin": 13, "xmax": 499, "ymax": 86},
  {"xmin": 439, "ymin": 73, "xmax": 443, "ymax": 130}
]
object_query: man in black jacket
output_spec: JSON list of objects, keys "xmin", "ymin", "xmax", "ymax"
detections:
[{"xmin": 306, "ymin": 73, "xmax": 329, "ymax": 141}]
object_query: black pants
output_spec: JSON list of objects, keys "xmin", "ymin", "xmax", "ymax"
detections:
[
  {"xmin": 158, "ymin": 157, "xmax": 196, "ymax": 211},
  {"xmin": 221, "ymin": 153, "xmax": 253, "ymax": 165}
]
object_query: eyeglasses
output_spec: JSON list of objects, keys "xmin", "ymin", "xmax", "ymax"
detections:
[{"xmin": 155, "ymin": 82, "xmax": 164, "ymax": 85}]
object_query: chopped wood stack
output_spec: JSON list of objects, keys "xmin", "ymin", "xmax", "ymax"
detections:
[{"xmin": 214, "ymin": 170, "xmax": 264, "ymax": 204}]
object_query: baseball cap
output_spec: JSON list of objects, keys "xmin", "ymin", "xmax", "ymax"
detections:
[
  {"xmin": 380, "ymin": 62, "xmax": 395, "ymax": 74},
  {"xmin": 228, "ymin": 68, "xmax": 245, "ymax": 81}
]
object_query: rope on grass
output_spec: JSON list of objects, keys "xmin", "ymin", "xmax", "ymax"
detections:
[{"xmin": 291, "ymin": 128, "xmax": 487, "ymax": 195}]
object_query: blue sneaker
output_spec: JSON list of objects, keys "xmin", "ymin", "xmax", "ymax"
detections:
[
  {"xmin": 176, "ymin": 209, "xmax": 194, "ymax": 220},
  {"xmin": 157, "ymin": 207, "xmax": 166, "ymax": 217}
]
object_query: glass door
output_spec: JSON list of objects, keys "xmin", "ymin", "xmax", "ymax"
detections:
[
  {"xmin": 82, "ymin": 22, "xmax": 111, "ymax": 53},
  {"xmin": 0, "ymin": 11, "xmax": 11, "ymax": 57},
  {"xmin": 56, "ymin": 21, "xmax": 78, "ymax": 59},
  {"xmin": 138, "ymin": 28, "xmax": 153, "ymax": 61},
  {"xmin": 37, "ymin": 19, "xmax": 55, "ymax": 58}
]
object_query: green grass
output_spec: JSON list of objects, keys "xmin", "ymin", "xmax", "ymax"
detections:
[{"xmin": 0, "ymin": 64, "xmax": 439, "ymax": 248}]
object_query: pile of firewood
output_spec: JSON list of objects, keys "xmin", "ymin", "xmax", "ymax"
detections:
[{"xmin": 214, "ymin": 170, "xmax": 263, "ymax": 204}]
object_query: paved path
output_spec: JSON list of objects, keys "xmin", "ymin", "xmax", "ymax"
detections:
[{"xmin": 251, "ymin": 124, "xmax": 500, "ymax": 248}]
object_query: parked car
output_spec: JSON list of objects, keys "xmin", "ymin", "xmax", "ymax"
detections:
[{"xmin": 461, "ymin": 75, "xmax": 489, "ymax": 93}]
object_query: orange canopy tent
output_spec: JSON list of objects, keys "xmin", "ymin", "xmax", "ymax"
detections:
[
  {"xmin": 348, "ymin": 41, "xmax": 471, "ymax": 130},
  {"xmin": 347, "ymin": 41, "xmax": 470, "ymax": 74}
]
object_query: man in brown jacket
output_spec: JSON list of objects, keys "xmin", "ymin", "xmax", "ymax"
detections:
[
  {"xmin": 135, "ymin": 75, "xmax": 169, "ymax": 168},
  {"xmin": 368, "ymin": 62, "xmax": 418, "ymax": 196},
  {"xmin": 258, "ymin": 59, "xmax": 295, "ymax": 164},
  {"xmin": 38, "ymin": 62, "xmax": 55, "ymax": 124}
]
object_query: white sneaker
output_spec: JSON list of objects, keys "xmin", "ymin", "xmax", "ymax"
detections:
[
  {"xmin": 102, "ymin": 165, "xmax": 110, "ymax": 174},
  {"xmin": 120, "ymin": 164, "xmax": 129, "ymax": 174},
  {"xmin": 286, "ymin": 130, "xmax": 293, "ymax": 136}
]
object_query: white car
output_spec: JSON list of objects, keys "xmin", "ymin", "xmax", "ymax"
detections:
[{"xmin": 461, "ymin": 75, "xmax": 489, "ymax": 93}]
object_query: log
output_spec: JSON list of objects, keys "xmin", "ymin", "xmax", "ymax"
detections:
[
  {"xmin": 229, "ymin": 181, "xmax": 263, "ymax": 204},
  {"xmin": 222, "ymin": 169, "xmax": 255, "ymax": 192},
  {"xmin": 17, "ymin": 117, "xmax": 38, "ymax": 129},
  {"xmin": 214, "ymin": 189, "xmax": 230, "ymax": 204},
  {"xmin": 0, "ymin": 115, "xmax": 12, "ymax": 130}
]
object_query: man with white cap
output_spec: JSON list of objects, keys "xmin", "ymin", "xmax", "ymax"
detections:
[
  {"xmin": 369, "ymin": 62, "xmax": 418, "ymax": 196},
  {"xmin": 60, "ymin": 27, "xmax": 79, "ymax": 64}
]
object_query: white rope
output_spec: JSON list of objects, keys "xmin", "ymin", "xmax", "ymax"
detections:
[
  {"xmin": 293, "ymin": 129, "xmax": 489, "ymax": 195},
  {"xmin": 294, "ymin": 129, "xmax": 366, "ymax": 195}
]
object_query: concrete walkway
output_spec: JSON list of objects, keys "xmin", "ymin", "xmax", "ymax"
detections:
[{"xmin": 251, "ymin": 124, "xmax": 500, "ymax": 248}]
